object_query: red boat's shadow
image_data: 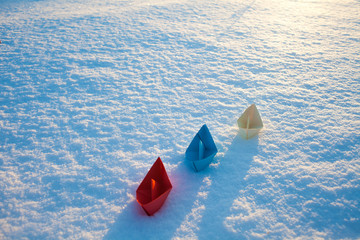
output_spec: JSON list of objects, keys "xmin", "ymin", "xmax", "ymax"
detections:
[{"xmin": 103, "ymin": 154, "xmax": 208, "ymax": 239}]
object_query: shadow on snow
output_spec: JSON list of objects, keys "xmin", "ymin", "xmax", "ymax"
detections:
[
  {"xmin": 103, "ymin": 154, "xmax": 207, "ymax": 240},
  {"xmin": 195, "ymin": 133, "xmax": 259, "ymax": 239},
  {"xmin": 104, "ymin": 133, "xmax": 259, "ymax": 239}
]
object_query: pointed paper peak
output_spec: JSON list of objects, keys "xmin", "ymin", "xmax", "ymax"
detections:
[
  {"xmin": 155, "ymin": 156, "xmax": 162, "ymax": 164},
  {"xmin": 247, "ymin": 103, "xmax": 258, "ymax": 112},
  {"xmin": 200, "ymin": 124, "xmax": 209, "ymax": 132},
  {"xmin": 152, "ymin": 157, "xmax": 166, "ymax": 172}
]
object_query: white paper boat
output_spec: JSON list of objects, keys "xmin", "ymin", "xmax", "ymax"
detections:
[{"xmin": 237, "ymin": 104, "xmax": 263, "ymax": 139}]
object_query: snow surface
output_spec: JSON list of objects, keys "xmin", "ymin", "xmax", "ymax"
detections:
[{"xmin": 0, "ymin": 0, "xmax": 359, "ymax": 239}]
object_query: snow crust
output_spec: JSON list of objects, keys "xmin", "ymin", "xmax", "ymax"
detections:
[{"xmin": 0, "ymin": 0, "xmax": 359, "ymax": 239}]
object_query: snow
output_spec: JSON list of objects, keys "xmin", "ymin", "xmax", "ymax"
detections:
[{"xmin": 0, "ymin": 0, "xmax": 359, "ymax": 239}]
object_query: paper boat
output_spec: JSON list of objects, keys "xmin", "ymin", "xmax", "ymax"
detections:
[
  {"xmin": 237, "ymin": 104, "xmax": 263, "ymax": 139},
  {"xmin": 185, "ymin": 124, "xmax": 218, "ymax": 172},
  {"xmin": 136, "ymin": 157, "xmax": 172, "ymax": 216}
]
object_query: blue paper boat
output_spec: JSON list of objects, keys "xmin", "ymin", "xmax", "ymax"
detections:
[{"xmin": 185, "ymin": 124, "xmax": 218, "ymax": 172}]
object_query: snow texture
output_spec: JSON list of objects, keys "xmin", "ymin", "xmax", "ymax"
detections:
[{"xmin": 0, "ymin": 0, "xmax": 359, "ymax": 239}]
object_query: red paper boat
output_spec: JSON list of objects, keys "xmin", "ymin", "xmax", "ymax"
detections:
[{"xmin": 136, "ymin": 157, "xmax": 172, "ymax": 216}]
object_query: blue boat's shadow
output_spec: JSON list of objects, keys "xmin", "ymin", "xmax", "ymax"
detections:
[{"xmin": 195, "ymin": 132, "xmax": 259, "ymax": 239}]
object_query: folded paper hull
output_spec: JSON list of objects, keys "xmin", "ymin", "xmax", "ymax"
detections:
[
  {"xmin": 186, "ymin": 151, "xmax": 217, "ymax": 171},
  {"xmin": 138, "ymin": 188, "xmax": 172, "ymax": 216},
  {"xmin": 136, "ymin": 157, "xmax": 172, "ymax": 216},
  {"xmin": 237, "ymin": 104, "xmax": 263, "ymax": 139},
  {"xmin": 185, "ymin": 124, "xmax": 218, "ymax": 172},
  {"xmin": 238, "ymin": 127, "xmax": 262, "ymax": 140}
]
